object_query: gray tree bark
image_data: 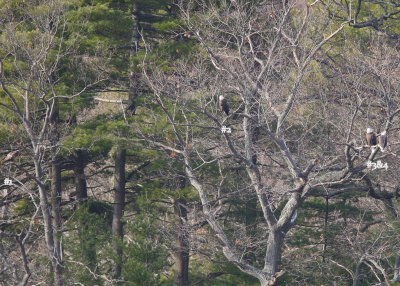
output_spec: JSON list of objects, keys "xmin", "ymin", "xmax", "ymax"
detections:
[
  {"xmin": 353, "ymin": 258, "xmax": 364, "ymax": 286},
  {"xmin": 16, "ymin": 235, "xmax": 31, "ymax": 286},
  {"xmin": 50, "ymin": 160, "xmax": 63, "ymax": 285},
  {"xmin": 263, "ymin": 230, "xmax": 283, "ymax": 279},
  {"xmin": 47, "ymin": 96, "xmax": 63, "ymax": 286},
  {"xmin": 112, "ymin": 149, "xmax": 126, "ymax": 278},
  {"xmin": 32, "ymin": 146, "xmax": 63, "ymax": 286}
]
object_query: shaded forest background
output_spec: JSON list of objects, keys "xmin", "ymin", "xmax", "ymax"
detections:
[{"xmin": 1, "ymin": 0, "xmax": 400, "ymax": 285}]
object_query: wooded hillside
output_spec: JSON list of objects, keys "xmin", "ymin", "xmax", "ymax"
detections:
[{"xmin": 1, "ymin": 0, "xmax": 400, "ymax": 285}]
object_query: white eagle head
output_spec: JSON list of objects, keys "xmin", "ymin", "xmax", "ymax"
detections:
[
  {"xmin": 381, "ymin": 130, "xmax": 387, "ymax": 135},
  {"xmin": 219, "ymin": 95, "xmax": 225, "ymax": 101},
  {"xmin": 366, "ymin": 128, "xmax": 373, "ymax": 133}
]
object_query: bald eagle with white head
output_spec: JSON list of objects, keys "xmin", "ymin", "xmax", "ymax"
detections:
[
  {"xmin": 365, "ymin": 128, "xmax": 377, "ymax": 149},
  {"xmin": 219, "ymin": 95, "xmax": 230, "ymax": 115},
  {"xmin": 378, "ymin": 131, "xmax": 388, "ymax": 152}
]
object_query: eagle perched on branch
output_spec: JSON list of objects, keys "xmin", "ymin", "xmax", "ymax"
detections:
[
  {"xmin": 1, "ymin": 150, "xmax": 19, "ymax": 163},
  {"xmin": 378, "ymin": 131, "xmax": 388, "ymax": 151},
  {"xmin": 365, "ymin": 128, "xmax": 377, "ymax": 148},
  {"xmin": 219, "ymin": 95, "xmax": 230, "ymax": 115}
]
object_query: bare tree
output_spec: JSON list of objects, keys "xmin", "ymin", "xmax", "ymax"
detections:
[
  {"xmin": 0, "ymin": 1, "xmax": 107, "ymax": 284},
  {"xmin": 325, "ymin": 0, "xmax": 400, "ymax": 40},
  {"xmin": 135, "ymin": 0, "xmax": 400, "ymax": 284},
  {"xmin": 0, "ymin": 177, "xmax": 40, "ymax": 285}
]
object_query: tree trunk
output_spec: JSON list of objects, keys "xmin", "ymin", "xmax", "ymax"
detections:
[
  {"xmin": 71, "ymin": 149, "xmax": 98, "ymax": 268},
  {"xmin": 126, "ymin": 2, "xmax": 141, "ymax": 115},
  {"xmin": 73, "ymin": 150, "xmax": 88, "ymax": 203},
  {"xmin": 353, "ymin": 258, "xmax": 364, "ymax": 286},
  {"xmin": 1, "ymin": 189, "xmax": 9, "ymax": 219},
  {"xmin": 263, "ymin": 229, "xmax": 284, "ymax": 279},
  {"xmin": 173, "ymin": 198, "xmax": 190, "ymax": 285},
  {"xmin": 322, "ymin": 196, "xmax": 329, "ymax": 262},
  {"xmin": 110, "ymin": 3, "xmax": 141, "ymax": 276},
  {"xmin": 48, "ymin": 98, "xmax": 63, "ymax": 286},
  {"xmin": 393, "ymin": 252, "xmax": 400, "ymax": 282},
  {"xmin": 112, "ymin": 149, "xmax": 126, "ymax": 278},
  {"xmin": 50, "ymin": 160, "xmax": 63, "ymax": 285},
  {"xmin": 34, "ymin": 156, "xmax": 63, "ymax": 285},
  {"xmin": 16, "ymin": 236, "xmax": 31, "ymax": 286},
  {"xmin": 110, "ymin": 3, "xmax": 140, "ymax": 276}
]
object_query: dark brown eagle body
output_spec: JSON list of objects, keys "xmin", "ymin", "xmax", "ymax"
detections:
[
  {"xmin": 219, "ymin": 95, "xmax": 230, "ymax": 115},
  {"xmin": 365, "ymin": 128, "xmax": 377, "ymax": 147}
]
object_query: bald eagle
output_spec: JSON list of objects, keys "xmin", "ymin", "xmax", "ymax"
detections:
[
  {"xmin": 2, "ymin": 150, "xmax": 19, "ymax": 163},
  {"xmin": 378, "ymin": 131, "xmax": 388, "ymax": 151},
  {"xmin": 365, "ymin": 128, "xmax": 377, "ymax": 148},
  {"xmin": 219, "ymin": 95, "xmax": 230, "ymax": 115}
]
